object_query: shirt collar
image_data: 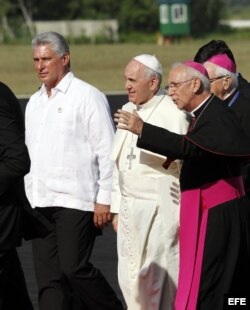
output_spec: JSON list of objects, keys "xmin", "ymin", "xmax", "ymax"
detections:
[
  {"xmin": 39, "ymin": 71, "xmax": 74, "ymax": 96},
  {"xmin": 223, "ymin": 87, "xmax": 237, "ymax": 101}
]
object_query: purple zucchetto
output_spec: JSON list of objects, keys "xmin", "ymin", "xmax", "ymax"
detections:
[
  {"xmin": 206, "ymin": 54, "xmax": 236, "ymax": 73},
  {"xmin": 182, "ymin": 60, "xmax": 209, "ymax": 79}
]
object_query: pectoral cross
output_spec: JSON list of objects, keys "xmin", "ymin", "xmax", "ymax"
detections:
[{"xmin": 127, "ymin": 147, "xmax": 136, "ymax": 169}]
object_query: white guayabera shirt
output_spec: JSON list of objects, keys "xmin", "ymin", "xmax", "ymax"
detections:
[{"xmin": 25, "ymin": 72, "xmax": 115, "ymax": 211}]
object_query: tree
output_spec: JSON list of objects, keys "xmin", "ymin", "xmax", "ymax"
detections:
[
  {"xmin": 0, "ymin": 0, "xmax": 227, "ymax": 42},
  {"xmin": 118, "ymin": 0, "xmax": 158, "ymax": 33},
  {"xmin": 30, "ymin": 0, "xmax": 121, "ymax": 21},
  {"xmin": 190, "ymin": 0, "xmax": 226, "ymax": 37},
  {"xmin": 17, "ymin": 0, "xmax": 35, "ymax": 36},
  {"xmin": 0, "ymin": 0, "xmax": 14, "ymax": 42}
]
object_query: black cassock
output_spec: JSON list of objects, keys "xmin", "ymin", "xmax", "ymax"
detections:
[{"xmin": 137, "ymin": 94, "xmax": 250, "ymax": 310}]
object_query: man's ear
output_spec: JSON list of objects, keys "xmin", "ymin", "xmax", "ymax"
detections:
[
  {"xmin": 193, "ymin": 77, "xmax": 202, "ymax": 94},
  {"xmin": 62, "ymin": 52, "xmax": 70, "ymax": 67},
  {"xmin": 150, "ymin": 76, "xmax": 160, "ymax": 92}
]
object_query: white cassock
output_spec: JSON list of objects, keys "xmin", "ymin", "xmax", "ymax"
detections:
[{"xmin": 110, "ymin": 89, "xmax": 190, "ymax": 310}]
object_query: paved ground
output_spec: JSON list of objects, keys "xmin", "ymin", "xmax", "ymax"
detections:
[{"xmin": 18, "ymin": 225, "xmax": 126, "ymax": 309}]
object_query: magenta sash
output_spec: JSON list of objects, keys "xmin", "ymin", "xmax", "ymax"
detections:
[{"xmin": 175, "ymin": 176, "xmax": 245, "ymax": 310}]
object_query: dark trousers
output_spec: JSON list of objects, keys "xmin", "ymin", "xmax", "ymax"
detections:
[
  {"xmin": 0, "ymin": 248, "xmax": 34, "ymax": 310},
  {"xmin": 32, "ymin": 207, "xmax": 124, "ymax": 310}
]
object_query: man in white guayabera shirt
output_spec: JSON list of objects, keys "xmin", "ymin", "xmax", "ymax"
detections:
[
  {"xmin": 24, "ymin": 31, "xmax": 124, "ymax": 310},
  {"xmin": 110, "ymin": 54, "xmax": 189, "ymax": 310}
]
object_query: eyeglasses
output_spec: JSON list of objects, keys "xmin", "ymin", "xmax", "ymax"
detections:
[
  {"xmin": 209, "ymin": 76, "xmax": 226, "ymax": 83},
  {"xmin": 165, "ymin": 78, "xmax": 194, "ymax": 91}
]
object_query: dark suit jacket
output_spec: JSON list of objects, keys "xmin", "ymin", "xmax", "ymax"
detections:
[
  {"xmin": 224, "ymin": 89, "xmax": 250, "ymax": 135},
  {"xmin": 238, "ymin": 73, "xmax": 250, "ymax": 100},
  {"xmin": 0, "ymin": 82, "xmax": 51, "ymax": 251},
  {"xmin": 224, "ymin": 89, "xmax": 250, "ymax": 193}
]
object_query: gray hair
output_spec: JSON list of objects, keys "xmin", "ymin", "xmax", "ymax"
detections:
[
  {"xmin": 32, "ymin": 31, "xmax": 70, "ymax": 57},
  {"xmin": 172, "ymin": 62, "xmax": 210, "ymax": 91},
  {"xmin": 143, "ymin": 66, "xmax": 162, "ymax": 87},
  {"xmin": 186, "ymin": 66, "xmax": 211, "ymax": 91},
  {"xmin": 204, "ymin": 61, "xmax": 238, "ymax": 90}
]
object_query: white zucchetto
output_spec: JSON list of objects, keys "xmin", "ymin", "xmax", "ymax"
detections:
[{"xmin": 133, "ymin": 54, "xmax": 163, "ymax": 75}]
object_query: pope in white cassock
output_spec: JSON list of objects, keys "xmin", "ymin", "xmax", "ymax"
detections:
[{"xmin": 110, "ymin": 54, "xmax": 190, "ymax": 309}]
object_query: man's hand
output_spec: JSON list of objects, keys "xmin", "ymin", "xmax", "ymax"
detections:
[
  {"xmin": 94, "ymin": 203, "xmax": 112, "ymax": 229},
  {"xmin": 114, "ymin": 109, "xmax": 144, "ymax": 135},
  {"xmin": 112, "ymin": 214, "xmax": 118, "ymax": 232}
]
